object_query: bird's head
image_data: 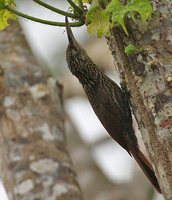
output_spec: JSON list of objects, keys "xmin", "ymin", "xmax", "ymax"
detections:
[
  {"xmin": 65, "ymin": 17, "xmax": 89, "ymax": 76},
  {"xmin": 65, "ymin": 17, "xmax": 101, "ymax": 87}
]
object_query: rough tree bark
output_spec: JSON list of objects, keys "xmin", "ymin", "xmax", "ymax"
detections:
[
  {"xmin": 0, "ymin": 22, "xmax": 83, "ymax": 200},
  {"xmin": 106, "ymin": 1, "xmax": 172, "ymax": 199}
]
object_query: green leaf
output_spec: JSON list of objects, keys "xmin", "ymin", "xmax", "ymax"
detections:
[
  {"xmin": 86, "ymin": 0, "xmax": 153, "ymax": 37},
  {"xmin": 128, "ymin": 0, "xmax": 153, "ymax": 24},
  {"xmin": 0, "ymin": 0, "xmax": 15, "ymax": 9},
  {"xmin": 86, "ymin": 4, "xmax": 110, "ymax": 37},
  {"xmin": 125, "ymin": 44, "xmax": 142, "ymax": 55},
  {"xmin": 0, "ymin": 0, "xmax": 16, "ymax": 30},
  {"xmin": 106, "ymin": 0, "xmax": 129, "ymax": 35},
  {"xmin": 74, "ymin": 0, "xmax": 89, "ymax": 5}
]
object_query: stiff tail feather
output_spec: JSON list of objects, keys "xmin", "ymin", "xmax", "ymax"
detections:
[{"xmin": 131, "ymin": 147, "xmax": 161, "ymax": 193}]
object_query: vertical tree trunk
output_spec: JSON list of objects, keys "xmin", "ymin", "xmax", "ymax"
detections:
[
  {"xmin": 0, "ymin": 22, "xmax": 83, "ymax": 200},
  {"xmin": 106, "ymin": 1, "xmax": 172, "ymax": 199}
]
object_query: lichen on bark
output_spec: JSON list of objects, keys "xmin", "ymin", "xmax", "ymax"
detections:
[{"xmin": 106, "ymin": 1, "xmax": 172, "ymax": 199}]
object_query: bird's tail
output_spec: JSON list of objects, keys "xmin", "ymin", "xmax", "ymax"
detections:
[{"xmin": 131, "ymin": 147, "xmax": 161, "ymax": 193}]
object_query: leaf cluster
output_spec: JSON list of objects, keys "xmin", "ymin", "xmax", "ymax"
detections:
[
  {"xmin": 125, "ymin": 44, "xmax": 142, "ymax": 55},
  {"xmin": 0, "ymin": 0, "xmax": 16, "ymax": 30},
  {"xmin": 86, "ymin": 0, "xmax": 153, "ymax": 37},
  {"xmin": 0, "ymin": 0, "xmax": 153, "ymax": 38}
]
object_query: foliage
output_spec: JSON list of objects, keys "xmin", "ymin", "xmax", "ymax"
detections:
[
  {"xmin": 86, "ymin": 4, "xmax": 109, "ymax": 37},
  {"xmin": 125, "ymin": 44, "xmax": 142, "ymax": 55},
  {"xmin": 86, "ymin": 0, "xmax": 153, "ymax": 37},
  {"xmin": 0, "ymin": 0, "xmax": 16, "ymax": 30},
  {"xmin": 75, "ymin": 0, "xmax": 89, "ymax": 3},
  {"xmin": 0, "ymin": 0, "xmax": 153, "ymax": 36}
]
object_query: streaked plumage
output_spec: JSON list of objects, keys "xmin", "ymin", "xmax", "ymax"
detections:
[{"xmin": 65, "ymin": 17, "xmax": 161, "ymax": 193}]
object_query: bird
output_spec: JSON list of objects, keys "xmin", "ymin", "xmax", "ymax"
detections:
[{"xmin": 65, "ymin": 16, "xmax": 161, "ymax": 193}]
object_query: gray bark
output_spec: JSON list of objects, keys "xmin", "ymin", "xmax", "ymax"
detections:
[
  {"xmin": 0, "ymin": 22, "xmax": 83, "ymax": 200},
  {"xmin": 106, "ymin": 1, "xmax": 172, "ymax": 199}
]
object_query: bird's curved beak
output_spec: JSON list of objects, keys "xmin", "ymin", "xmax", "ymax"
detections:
[{"xmin": 65, "ymin": 16, "xmax": 78, "ymax": 48}]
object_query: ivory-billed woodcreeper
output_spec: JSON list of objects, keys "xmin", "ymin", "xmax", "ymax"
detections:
[{"xmin": 65, "ymin": 17, "xmax": 161, "ymax": 193}]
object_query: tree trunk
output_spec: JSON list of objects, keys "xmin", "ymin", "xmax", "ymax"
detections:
[
  {"xmin": 0, "ymin": 22, "xmax": 83, "ymax": 200},
  {"xmin": 106, "ymin": 1, "xmax": 172, "ymax": 199}
]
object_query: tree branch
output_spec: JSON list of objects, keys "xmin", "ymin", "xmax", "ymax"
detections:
[
  {"xmin": 33, "ymin": 0, "xmax": 80, "ymax": 19},
  {"xmin": 78, "ymin": 0, "xmax": 84, "ymax": 10},
  {"xmin": 67, "ymin": 0, "xmax": 83, "ymax": 14},
  {"xmin": 7, "ymin": 7, "xmax": 84, "ymax": 27}
]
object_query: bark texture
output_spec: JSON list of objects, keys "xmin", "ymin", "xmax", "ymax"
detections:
[
  {"xmin": 106, "ymin": 1, "xmax": 172, "ymax": 199},
  {"xmin": 0, "ymin": 22, "xmax": 83, "ymax": 200}
]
